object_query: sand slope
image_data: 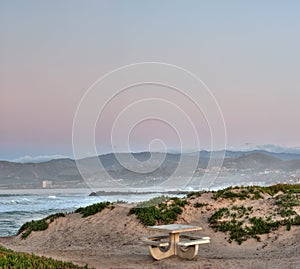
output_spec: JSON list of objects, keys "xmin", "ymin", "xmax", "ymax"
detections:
[{"xmin": 0, "ymin": 193, "xmax": 299, "ymax": 269}]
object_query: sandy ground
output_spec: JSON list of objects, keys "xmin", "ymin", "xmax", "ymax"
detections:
[{"xmin": 0, "ymin": 193, "xmax": 300, "ymax": 269}]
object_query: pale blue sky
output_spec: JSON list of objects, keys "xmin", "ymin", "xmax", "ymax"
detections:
[{"xmin": 0, "ymin": 0, "xmax": 299, "ymax": 161}]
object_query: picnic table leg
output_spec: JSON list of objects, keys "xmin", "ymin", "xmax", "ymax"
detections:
[
  {"xmin": 148, "ymin": 245, "xmax": 173, "ymax": 260},
  {"xmin": 176, "ymin": 244, "xmax": 199, "ymax": 260},
  {"xmin": 148, "ymin": 232, "xmax": 179, "ymax": 260}
]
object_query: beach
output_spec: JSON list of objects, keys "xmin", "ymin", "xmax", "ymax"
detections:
[{"xmin": 0, "ymin": 189, "xmax": 299, "ymax": 269}]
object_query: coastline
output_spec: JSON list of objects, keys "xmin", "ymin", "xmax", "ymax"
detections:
[{"xmin": 1, "ymin": 185, "xmax": 299, "ymax": 269}]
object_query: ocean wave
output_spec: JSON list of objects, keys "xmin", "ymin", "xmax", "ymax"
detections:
[{"xmin": 0, "ymin": 198, "xmax": 34, "ymax": 205}]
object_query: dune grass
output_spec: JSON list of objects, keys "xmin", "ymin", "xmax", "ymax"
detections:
[{"xmin": 0, "ymin": 246, "xmax": 92, "ymax": 269}]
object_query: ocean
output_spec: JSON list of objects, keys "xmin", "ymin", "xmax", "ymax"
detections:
[{"xmin": 0, "ymin": 189, "xmax": 168, "ymax": 237}]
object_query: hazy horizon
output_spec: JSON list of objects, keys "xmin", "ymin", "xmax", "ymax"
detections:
[{"xmin": 2, "ymin": 144, "xmax": 300, "ymax": 163}]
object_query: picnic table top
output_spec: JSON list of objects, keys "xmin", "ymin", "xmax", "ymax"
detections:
[{"xmin": 148, "ymin": 224, "xmax": 202, "ymax": 234}]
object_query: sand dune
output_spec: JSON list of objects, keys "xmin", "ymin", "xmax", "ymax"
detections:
[{"xmin": 0, "ymin": 192, "xmax": 299, "ymax": 269}]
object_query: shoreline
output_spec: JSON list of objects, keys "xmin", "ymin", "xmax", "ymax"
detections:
[{"xmin": 0, "ymin": 184, "xmax": 299, "ymax": 268}]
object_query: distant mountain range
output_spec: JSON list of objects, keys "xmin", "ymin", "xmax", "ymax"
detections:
[
  {"xmin": 199, "ymin": 149, "xmax": 300, "ymax": 161},
  {"xmin": 0, "ymin": 150, "xmax": 300, "ymax": 189}
]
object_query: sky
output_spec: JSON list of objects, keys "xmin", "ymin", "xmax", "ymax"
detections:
[{"xmin": 0, "ymin": 0, "xmax": 299, "ymax": 162}]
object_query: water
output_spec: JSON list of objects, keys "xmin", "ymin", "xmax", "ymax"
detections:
[{"xmin": 0, "ymin": 189, "xmax": 167, "ymax": 237}]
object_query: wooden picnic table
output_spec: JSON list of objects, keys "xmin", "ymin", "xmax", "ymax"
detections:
[{"xmin": 142, "ymin": 224, "xmax": 210, "ymax": 260}]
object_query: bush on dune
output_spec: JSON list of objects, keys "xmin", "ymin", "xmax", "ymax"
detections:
[
  {"xmin": 18, "ymin": 201, "xmax": 114, "ymax": 239},
  {"xmin": 75, "ymin": 201, "xmax": 111, "ymax": 218},
  {"xmin": 129, "ymin": 197, "xmax": 188, "ymax": 226},
  {"xmin": 18, "ymin": 213, "xmax": 66, "ymax": 239},
  {"xmin": 207, "ymin": 184, "xmax": 300, "ymax": 244}
]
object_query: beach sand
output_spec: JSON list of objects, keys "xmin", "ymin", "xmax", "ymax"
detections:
[{"xmin": 0, "ymin": 193, "xmax": 299, "ymax": 269}]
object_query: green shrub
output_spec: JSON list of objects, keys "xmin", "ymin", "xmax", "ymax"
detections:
[
  {"xmin": 75, "ymin": 201, "xmax": 111, "ymax": 218},
  {"xmin": 258, "ymin": 184, "xmax": 300, "ymax": 196},
  {"xmin": 18, "ymin": 212, "xmax": 66, "ymax": 239},
  {"xmin": 249, "ymin": 217, "xmax": 280, "ymax": 234},
  {"xmin": 45, "ymin": 212, "xmax": 66, "ymax": 223},
  {"xmin": 278, "ymin": 208, "xmax": 297, "ymax": 217},
  {"xmin": 186, "ymin": 191, "xmax": 204, "ymax": 198},
  {"xmin": 208, "ymin": 208, "xmax": 230, "ymax": 224},
  {"xmin": 291, "ymin": 215, "xmax": 300, "ymax": 225},
  {"xmin": 19, "ymin": 219, "xmax": 48, "ymax": 239},
  {"xmin": 207, "ymin": 205, "xmax": 296, "ymax": 244},
  {"xmin": 213, "ymin": 184, "xmax": 300, "ymax": 201},
  {"xmin": 21, "ymin": 229, "xmax": 32, "ymax": 240},
  {"xmin": 129, "ymin": 197, "xmax": 188, "ymax": 226},
  {"xmin": 213, "ymin": 188, "xmax": 250, "ymax": 201},
  {"xmin": 194, "ymin": 202, "xmax": 208, "ymax": 208},
  {"xmin": 275, "ymin": 193, "xmax": 300, "ymax": 208},
  {"xmin": 252, "ymin": 191, "xmax": 263, "ymax": 200}
]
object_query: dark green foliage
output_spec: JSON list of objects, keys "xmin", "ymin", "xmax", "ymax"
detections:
[
  {"xmin": 231, "ymin": 205, "xmax": 248, "ymax": 218},
  {"xmin": 278, "ymin": 208, "xmax": 296, "ymax": 217},
  {"xmin": 18, "ymin": 212, "xmax": 65, "ymax": 239},
  {"xmin": 0, "ymin": 246, "xmax": 92, "ymax": 269},
  {"xmin": 208, "ymin": 208, "xmax": 230, "ymax": 224},
  {"xmin": 20, "ymin": 229, "xmax": 32, "ymax": 240},
  {"xmin": 252, "ymin": 191, "xmax": 263, "ymax": 200},
  {"xmin": 75, "ymin": 201, "xmax": 111, "ymax": 218},
  {"xmin": 213, "ymin": 187, "xmax": 250, "ymax": 201},
  {"xmin": 209, "ymin": 214, "xmax": 281, "ymax": 245},
  {"xmin": 275, "ymin": 192, "xmax": 299, "ymax": 218},
  {"xmin": 19, "ymin": 219, "xmax": 48, "ymax": 239},
  {"xmin": 249, "ymin": 217, "xmax": 280, "ymax": 234},
  {"xmin": 168, "ymin": 197, "xmax": 188, "ymax": 207},
  {"xmin": 45, "ymin": 212, "xmax": 66, "ymax": 223},
  {"xmin": 129, "ymin": 197, "xmax": 188, "ymax": 226},
  {"xmin": 129, "ymin": 206, "xmax": 161, "ymax": 226},
  {"xmin": 275, "ymin": 193, "xmax": 300, "ymax": 208},
  {"xmin": 208, "ymin": 203, "xmax": 300, "ymax": 244},
  {"xmin": 258, "ymin": 184, "xmax": 300, "ymax": 196},
  {"xmin": 286, "ymin": 219, "xmax": 292, "ymax": 231},
  {"xmin": 186, "ymin": 191, "xmax": 204, "ymax": 198},
  {"xmin": 292, "ymin": 215, "xmax": 300, "ymax": 225},
  {"xmin": 194, "ymin": 202, "xmax": 208, "ymax": 208}
]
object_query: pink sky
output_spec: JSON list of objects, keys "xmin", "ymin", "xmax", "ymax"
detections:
[{"xmin": 1, "ymin": 1, "xmax": 299, "ymax": 161}]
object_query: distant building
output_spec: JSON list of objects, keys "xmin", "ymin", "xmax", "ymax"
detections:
[{"xmin": 42, "ymin": 180, "xmax": 53, "ymax": 188}]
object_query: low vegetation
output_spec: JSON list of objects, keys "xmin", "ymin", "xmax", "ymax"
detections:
[
  {"xmin": 18, "ymin": 213, "xmax": 65, "ymax": 239},
  {"xmin": 75, "ymin": 201, "xmax": 111, "ymax": 218},
  {"xmin": 186, "ymin": 191, "xmax": 205, "ymax": 198},
  {"xmin": 129, "ymin": 197, "xmax": 188, "ymax": 226},
  {"xmin": 134, "ymin": 196, "xmax": 169, "ymax": 208},
  {"xmin": 16, "ymin": 183, "xmax": 300, "ymax": 246},
  {"xmin": 208, "ymin": 184, "xmax": 300, "ymax": 244},
  {"xmin": 194, "ymin": 202, "xmax": 208, "ymax": 208},
  {"xmin": 212, "ymin": 184, "xmax": 300, "ymax": 201},
  {"xmin": 0, "ymin": 246, "xmax": 92, "ymax": 269},
  {"xmin": 18, "ymin": 201, "xmax": 112, "ymax": 239}
]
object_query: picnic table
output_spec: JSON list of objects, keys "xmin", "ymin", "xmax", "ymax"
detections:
[{"xmin": 141, "ymin": 224, "xmax": 210, "ymax": 260}]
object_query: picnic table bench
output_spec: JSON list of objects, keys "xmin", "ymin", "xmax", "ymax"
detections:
[{"xmin": 141, "ymin": 224, "xmax": 210, "ymax": 260}]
